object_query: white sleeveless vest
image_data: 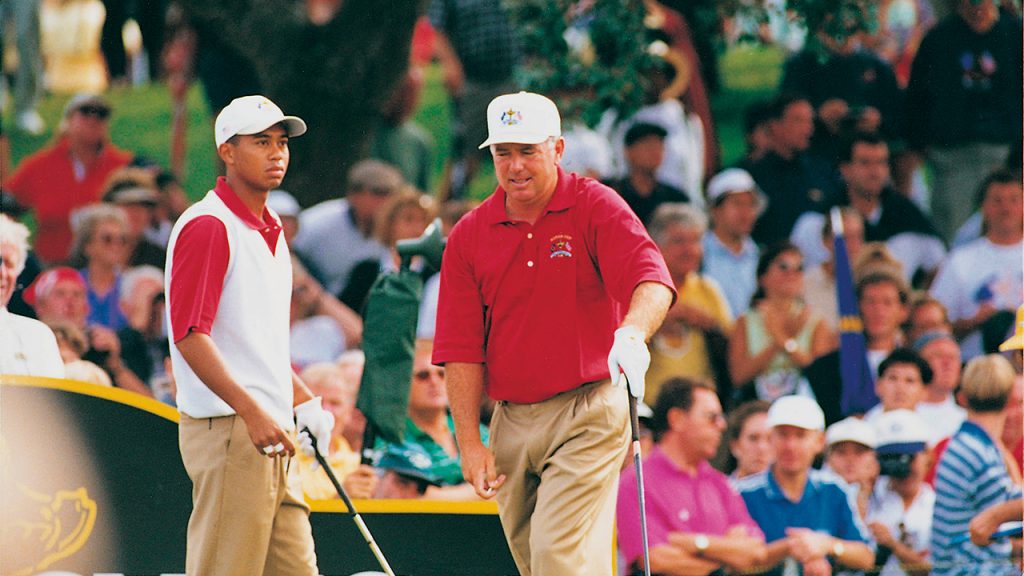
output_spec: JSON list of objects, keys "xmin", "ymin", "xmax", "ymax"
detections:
[{"xmin": 166, "ymin": 190, "xmax": 294, "ymax": 429}]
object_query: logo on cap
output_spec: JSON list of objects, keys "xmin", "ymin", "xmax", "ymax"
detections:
[{"xmin": 500, "ymin": 109, "xmax": 523, "ymax": 126}]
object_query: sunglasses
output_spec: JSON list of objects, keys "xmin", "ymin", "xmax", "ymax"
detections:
[
  {"xmin": 413, "ymin": 368, "xmax": 445, "ymax": 381},
  {"xmin": 77, "ymin": 105, "xmax": 111, "ymax": 120}
]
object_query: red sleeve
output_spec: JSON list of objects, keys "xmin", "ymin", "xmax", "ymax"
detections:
[
  {"xmin": 587, "ymin": 183, "xmax": 676, "ymax": 305},
  {"xmin": 169, "ymin": 216, "xmax": 230, "ymax": 343},
  {"xmin": 432, "ymin": 218, "xmax": 486, "ymax": 365}
]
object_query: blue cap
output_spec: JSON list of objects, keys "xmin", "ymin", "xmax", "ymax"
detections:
[{"xmin": 377, "ymin": 443, "xmax": 441, "ymax": 486}]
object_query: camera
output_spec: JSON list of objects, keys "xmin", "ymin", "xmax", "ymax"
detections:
[{"xmin": 877, "ymin": 452, "xmax": 914, "ymax": 478}]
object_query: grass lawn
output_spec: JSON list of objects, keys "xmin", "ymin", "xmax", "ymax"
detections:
[{"xmin": 5, "ymin": 45, "xmax": 783, "ymax": 204}]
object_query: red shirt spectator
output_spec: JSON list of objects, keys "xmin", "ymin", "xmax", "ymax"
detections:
[{"xmin": 4, "ymin": 94, "xmax": 133, "ymax": 264}]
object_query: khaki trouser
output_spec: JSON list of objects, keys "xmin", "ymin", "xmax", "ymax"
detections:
[
  {"xmin": 491, "ymin": 380, "xmax": 630, "ymax": 576},
  {"xmin": 179, "ymin": 414, "xmax": 317, "ymax": 576}
]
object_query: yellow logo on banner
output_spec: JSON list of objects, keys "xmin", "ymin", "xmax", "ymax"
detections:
[
  {"xmin": 7, "ymin": 485, "xmax": 97, "ymax": 576},
  {"xmin": 839, "ymin": 315, "xmax": 864, "ymax": 333}
]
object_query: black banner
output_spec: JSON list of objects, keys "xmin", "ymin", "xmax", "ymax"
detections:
[{"xmin": 0, "ymin": 377, "xmax": 517, "ymax": 576}]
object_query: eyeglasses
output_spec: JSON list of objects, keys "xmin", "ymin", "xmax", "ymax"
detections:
[
  {"xmin": 413, "ymin": 368, "xmax": 445, "ymax": 381},
  {"xmin": 97, "ymin": 233, "xmax": 128, "ymax": 245},
  {"xmin": 77, "ymin": 105, "xmax": 111, "ymax": 120},
  {"xmin": 774, "ymin": 260, "xmax": 804, "ymax": 273},
  {"xmin": 698, "ymin": 411, "xmax": 726, "ymax": 425}
]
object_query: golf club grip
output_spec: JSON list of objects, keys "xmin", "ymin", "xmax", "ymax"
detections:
[{"xmin": 627, "ymin": 385, "xmax": 641, "ymax": 442}]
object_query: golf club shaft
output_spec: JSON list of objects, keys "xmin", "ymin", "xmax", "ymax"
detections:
[
  {"xmin": 306, "ymin": 429, "xmax": 397, "ymax": 576},
  {"xmin": 627, "ymin": 387, "xmax": 652, "ymax": 576}
]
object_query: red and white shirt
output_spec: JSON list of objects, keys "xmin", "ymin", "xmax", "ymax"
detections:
[{"xmin": 165, "ymin": 178, "xmax": 294, "ymax": 428}]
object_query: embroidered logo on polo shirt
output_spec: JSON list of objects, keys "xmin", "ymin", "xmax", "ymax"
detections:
[
  {"xmin": 500, "ymin": 108, "xmax": 523, "ymax": 126},
  {"xmin": 550, "ymin": 234, "xmax": 573, "ymax": 258}
]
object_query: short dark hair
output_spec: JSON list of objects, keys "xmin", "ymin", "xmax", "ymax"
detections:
[
  {"xmin": 624, "ymin": 122, "xmax": 668, "ymax": 147},
  {"xmin": 839, "ymin": 131, "xmax": 888, "ymax": 164},
  {"xmin": 650, "ymin": 377, "xmax": 717, "ymax": 442},
  {"xmin": 856, "ymin": 268, "xmax": 909, "ymax": 305},
  {"xmin": 743, "ymin": 99, "xmax": 772, "ymax": 136},
  {"xmin": 974, "ymin": 167, "xmax": 1023, "ymax": 210},
  {"xmin": 726, "ymin": 400, "xmax": 771, "ymax": 444},
  {"xmin": 878, "ymin": 347, "xmax": 934, "ymax": 385},
  {"xmin": 764, "ymin": 92, "xmax": 809, "ymax": 122}
]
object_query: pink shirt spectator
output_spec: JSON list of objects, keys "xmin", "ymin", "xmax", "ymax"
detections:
[{"xmin": 617, "ymin": 446, "xmax": 763, "ymax": 565}]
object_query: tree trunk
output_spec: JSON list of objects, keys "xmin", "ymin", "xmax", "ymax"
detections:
[{"xmin": 180, "ymin": 0, "xmax": 423, "ymax": 207}]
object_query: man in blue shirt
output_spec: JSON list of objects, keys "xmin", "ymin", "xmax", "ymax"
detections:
[
  {"xmin": 701, "ymin": 168, "xmax": 763, "ymax": 317},
  {"xmin": 737, "ymin": 395, "xmax": 874, "ymax": 575}
]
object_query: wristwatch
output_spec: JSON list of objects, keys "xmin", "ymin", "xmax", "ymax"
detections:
[
  {"xmin": 831, "ymin": 539, "xmax": 845, "ymax": 559},
  {"xmin": 694, "ymin": 534, "xmax": 710, "ymax": 556},
  {"xmin": 784, "ymin": 338, "xmax": 799, "ymax": 354}
]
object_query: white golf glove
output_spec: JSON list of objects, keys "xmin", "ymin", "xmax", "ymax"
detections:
[
  {"xmin": 607, "ymin": 326, "xmax": 649, "ymax": 399},
  {"xmin": 295, "ymin": 396, "xmax": 335, "ymax": 461}
]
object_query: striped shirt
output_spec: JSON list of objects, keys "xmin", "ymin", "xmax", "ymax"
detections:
[{"xmin": 931, "ymin": 420, "xmax": 1021, "ymax": 576}]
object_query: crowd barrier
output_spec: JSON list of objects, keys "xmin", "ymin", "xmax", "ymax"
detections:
[{"xmin": 0, "ymin": 376, "xmax": 518, "ymax": 576}]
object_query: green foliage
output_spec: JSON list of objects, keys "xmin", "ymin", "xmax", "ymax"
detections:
[{"xmin": 507, "ymin": 0, "xmax": 654, "ymax": 127}]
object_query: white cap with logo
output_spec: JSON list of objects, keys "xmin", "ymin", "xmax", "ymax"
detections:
[
  {"xmin": 215, "ymin": 95, "xmax": 307, "ymax": 147},
  {"xmin": 478, "ymin": 92, "xmax": 561, "ymax": 149},
  {"xmin": 766, "ymin": 395, "xmax": 825, "ymax": 431},
  {"xmin": 874, "ymin": 409, "xmax": 930, "ymax": 454}
]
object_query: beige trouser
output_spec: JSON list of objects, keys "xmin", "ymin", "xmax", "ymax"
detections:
[
  {"xmin": 491, "ymin": 380, "xmax": 630, "ymax": 576},
  {"xmin": 179, "ymin": 414, "xmax": 318, "ymax": 576}
]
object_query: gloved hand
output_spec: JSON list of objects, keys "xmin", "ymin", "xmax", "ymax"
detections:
[
  {"xmin": 607, "ymin": 325, "xmax": 649, "ymax": 399},
  {"xmin": 295, "ymin": 396, "xmax": 335, "ymax": 462}
]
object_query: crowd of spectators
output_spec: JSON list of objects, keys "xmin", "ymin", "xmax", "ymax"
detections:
[{"xmin": 1, "ymin": 1, "xmax": 1021, "ymax": 574}]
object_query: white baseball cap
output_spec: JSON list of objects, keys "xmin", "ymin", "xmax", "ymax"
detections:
[
  {"xmin": 706, "ymin": 168, "xmax": 767, "ymax": 213},
  {"xmin": 874, "ymin": 409, "xmax": 930, "ymax": 454},
  {"xmin": 766, "ymin": 395, "xmax": 825, "ymax": 431},
  {"xmin": 215, "ymin": 95, "xmax": 307, "ymax": 147},
  {"xmin": 478, "ymin": 92, "xmax": 561, "ymax": 149},
  {"xmin": 826, "ymin": 417, "xmax": 877, "ymax": 449}
]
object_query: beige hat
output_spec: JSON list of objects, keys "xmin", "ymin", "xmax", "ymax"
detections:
[
  {"xmin": 999, "ymin": 304, "xmax": 1024, "ymax": 351},
  {"xmin": 478, "ymin": 92, "xmax": 561, "ymax": 149},
  {"xmin": 826, "ymin": 417, "xmax": 877, "ymax": 449}
]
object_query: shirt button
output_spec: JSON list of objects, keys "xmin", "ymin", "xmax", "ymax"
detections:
[
  {"xmin": 527, "ymin": 233, "xmax": 533, "ymax": 239},
  {"xmin": 527, "ymin": 260, "xmax": 534, "ymax": 267}
]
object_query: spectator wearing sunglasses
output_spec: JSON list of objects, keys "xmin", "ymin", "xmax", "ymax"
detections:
[
  {"xmin": 293, "ymin": 160, "xmax": 404, "ymax": 297},
  {"xmin": 376, "ymin": 339, "xmax": 487, "ymax": 501},
  {"xmin": 728, "ymin": 242, "xmax": 836, "ymax": 403},
  {"xmin": 2, "ymin": 93, "xmax": 134, "ymax": 265},
  {"xmin": 67, "ymin": 204, "xmax": 131, "ymax": 331}
]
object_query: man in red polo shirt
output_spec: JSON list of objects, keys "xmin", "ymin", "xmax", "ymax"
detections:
[
  {"xmin": 433, "ymin": 91, "xmax": 675, "ymax": 575},
  {"xmin": 4, "ymin": 94, "xmax": 134, "ymax": 264}
]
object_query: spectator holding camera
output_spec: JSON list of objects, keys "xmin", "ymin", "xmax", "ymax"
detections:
[{"xmin": 867, "ymin": 409, "xmax": 935, "ymax": 576}]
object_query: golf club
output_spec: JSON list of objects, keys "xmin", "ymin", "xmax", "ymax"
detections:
[
  {"xmin": 303, "ymin": 427, "xmax": 396, "ymax": 576},
  {"xmin": 625, "ymin": 378, "xmax": 652, "ymax": 576}
]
